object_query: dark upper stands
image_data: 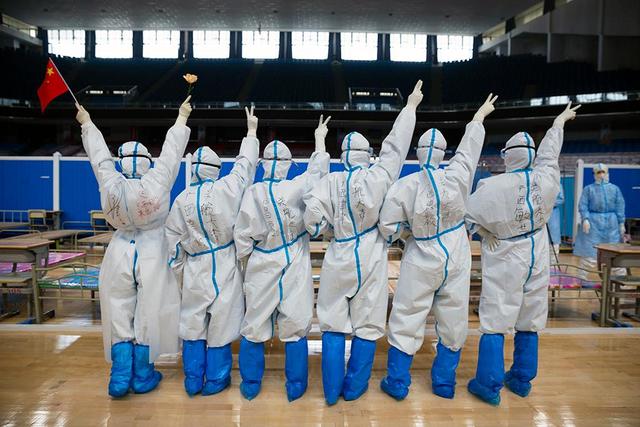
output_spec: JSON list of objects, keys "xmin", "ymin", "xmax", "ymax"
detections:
[{"xmin": 2, "ymin": 48, "xmax": 639, "ymax": 105}]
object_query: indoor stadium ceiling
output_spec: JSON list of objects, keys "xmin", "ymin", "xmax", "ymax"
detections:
[{"xmin": 3, "ymin": 0, "xmax": 540, "ymax": 35}]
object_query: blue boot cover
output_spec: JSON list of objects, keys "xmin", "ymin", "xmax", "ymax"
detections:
[
  {"xmin": 380, "ymin": 345, "xmax": 413, "ymax": 401},
  {"xmin": 202, "ymin": 344, "xmax": 232, "ymax": 396},
  {"xmin": 322, "ymin": 332, "xmax": 345, "ymax": 405},
  {"xmin": 505, "ymin": 331, "xmax": 538, "ymax": 397},
  {"xmin": 109, "ymin": 341, "xmax": 133, "ymax": 398},
  {"xmin": 182, "ymin": 339, "xmax": 206, "ymax": 396},
  {"xmin": 343, "ymin": 336, "xmax": 376, "ymax": 401},
  {"xmin": 239, "ymin": 337, "xmax": 265, "ymax": 400},
  {"xmin": 132, "ymin": 344, "xmax": 163, "ymax": 393},
  {"xmin": 467, "ymin": 334, "xmax": 504, "ymax": 406},
  {"xmin": 285, "ymin": 337, "xmax": 309, "ymax": 402},
  {"xmin": 431, "ymin": 342, "xmax": 461, "ymax": 399}
]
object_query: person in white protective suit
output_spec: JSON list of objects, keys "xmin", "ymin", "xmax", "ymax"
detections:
[
  {"xmin": 378, "ymin": 94, "xmax": 498, "ymax": 401},
  {"xmin": 75, "ymin": 97, "xmax": 192, "ymax": 398},
  {"xmin": 165, "ymin": 107, "xmax": 260, "ymax": 396},
  {"xmin": 573, "ymin": 163, "xmax": 626, "ymax": 278},
  {"xmin": 465, "ymin": 102, "xmax": 580, "ymax": 406},
  {"xmin": 303, "ymin": 80, "xmax": 424, "ymax": 405},
  {"xmin": 234, "ymin": 115, "xmax": 332, "ymax": 402}
]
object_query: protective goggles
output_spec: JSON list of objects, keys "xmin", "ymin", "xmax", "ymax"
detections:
[
  {"xmin": 346, "ymin": 147, "xmax": 375, "ymax": 156},
  {"xmin": 192, "ymin": 161, "xmax": 220, "ymax": 169},
  {"xmin": 118, "ymin": 154, "xmax": 152, "ymax": 162},
  {"xmin": 500, "ymin": 144, "xmax": 536, "ymax": 158}
]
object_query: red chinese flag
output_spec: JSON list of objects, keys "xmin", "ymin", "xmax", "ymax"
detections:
[{"xmin": 37, "ymin": 58, "xmax": 69, "ymax": 112}]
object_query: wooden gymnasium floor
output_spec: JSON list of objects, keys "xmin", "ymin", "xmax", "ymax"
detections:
[{"xmin": 1, "ymin": 251, "xmax": 639, "ymax": 426}]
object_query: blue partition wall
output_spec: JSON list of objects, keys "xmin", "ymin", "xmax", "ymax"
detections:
[
  {"xmin": 0, "ymin": 159, "xmax": 52, "ymax": 211},
  {"xmin": 60, "ymin": 160, "xmax": 101, "ymax": 225}
]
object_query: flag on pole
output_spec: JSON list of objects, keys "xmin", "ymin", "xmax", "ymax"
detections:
[{"xmin": 37, "ymin": 58, "xmax": 70, "ymax": 112}]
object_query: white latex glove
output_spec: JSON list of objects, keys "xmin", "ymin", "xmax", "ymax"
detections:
[
  {"xmin": 314, "ymin": 114, "xmax": 331, "ymax": 153},
  {"xmin": 245, "ymin": 105, "xmax": 258, "ymax": 137},
  {"xmin": 75, "ymin": 103, "xmax": 91, "ymax": 125},
  {"xmin": 553, "ymin": 101, "xmax": 581, "ymax": 128},
  {"xmin": 473, "ymin": 93, "xmax": 498, "ymax": 123},
  {"xmin": 477, "ymin": 226, "xmax": 499, "ymax": 251},
  {"xmin": 176, "ymin": 95, "xmax": 192, "ymax": 126},
  {"xmin": 406, "ymin": 80, "xmax": 424, "ymax": 109},
  {"xmin": 582, "ymin": 219, "xmax": 591, "ymax": 234},
  {"xmin": 620, "ymin": 223, "xmax": 626, "ymax": 237}
]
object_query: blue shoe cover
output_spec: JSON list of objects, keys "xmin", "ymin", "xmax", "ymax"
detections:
[
  {"xmin": 467, "ymin": 334, "xmax": 504, "ymax": 405},
  {"xmin": 109, "ymin": 341, "xmax": 133, "ymax": 398},
  {"xmin": 380, "ymin": 345, "xmax": 413, "ymax": 401},
  {"xmin": 285, "ymin": 337, "xmax": 308, "ymax": 402},
  {"xmin": 343, "ymin": 336, "xmax": 376, "ymax": 401},
  {"xmin": 132, "ymin": 344, "xmax": 162, "ymax": 393},
  {"xmin": 431, "ymin": 342, "xmax": 461, "ymax": 399},
  {"xmin": 504, "ymin": 331, "xmax": 538, "ymax": 397},
  {"xmin": 202, "ymin": 344, "xmax": 232, "ymax": 396},
  {"xmin": 182, "ymin": 339, "xmax": 206, "ymax": 396},
  {"xmin": 239, "ymin": 337, "xmax": 264, "ymax": 400},
  {"xmin": 322, "ymin": 332, "xmax": 345, "ymax": 405}
]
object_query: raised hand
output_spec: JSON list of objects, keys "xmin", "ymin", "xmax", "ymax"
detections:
[
  {"xmin": 314, "ymin": 114, "xmax": 331, "ymax": 153},
  {"xmin": 245, "ymin": 105, "xmax": 258, "ymax": 137},
  {"xmin": 75, "ymin": 103, "xmax": 91, "ymax": 125},
  {"xmin": 473, "ymin": 93, "xmax": 499, "ymax": 122},
  {"xmin": 553, "ymin": 101, "xmax": 581, "ymax": 128},
  {"xmin": 176, "ymin": 95, "xmax": 192, "ymax": 125},
  {"xmin": 407, "ymin": 80, "xmax": 424, "ymax": 109}
]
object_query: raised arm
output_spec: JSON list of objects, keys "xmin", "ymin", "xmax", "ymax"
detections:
[
  {"xmin": 76, "ymin": 104, "xmax": 121, "ymax": 189},
  {"xmin": 533, "ymin": 102, "xmax": 580, "ymax": 180},
  {"xmin": 221, "ymin": 106, "xmax": 260, "ymax": 193},
  {"xmin": 445, "ymin": 94, "xmax": 497, "ymax": 197},
  {"xmin": 371, "ymin": 80, "xmax": 423, "ymax": 184},
  {"xmin": 292, "ymin": 114, "xmax": 331, "ymax": 190},
  {"xmin": 145, "ymin": 96, "xmax": 193, "ymax": 189}
]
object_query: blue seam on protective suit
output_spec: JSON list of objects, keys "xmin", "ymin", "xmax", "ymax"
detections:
[
  {"xmin": 189, "ymin": 240, "xmax": 234, "ymax": 257},
  {"xmin": 523, "ymin": 133, "xmax": 533, "ymax": 170},
  {"xmin": 345, "ymin": 132, "xmax": 354, "ymax": 170},
  {"xmin": 132, "ymin": 142, "xmax": 139, "ymax": 178},
  {"xmin": 426, "ymin": 128, "xmax": 436, "ymax": 167},
  {"xmin": 523, "ymin": 168, "xmax": 535, "ymax": 285},
  {"xmin": 168, "ymin": 243, "xmax": 180, "ymax": 266},
  {"xmin": 190, "ymin": 179, "xmax": 214, "ymax": 187},
  {"xmin": 196, "ymin": 183, "xmax": 220, "ymax": 297},
  {"xmin": 312, "ymin": 223, "xmax": 321, "ymax": 238},
  {"xmin": 131, "ymin": 240, "xmax": 139, "ymax": 286},
  {"xmin": 334, "ymin": 223, "xmax": 378, "ymax": 243},
  {"xmin": 425, "ymin": 167, "xmax": 450, "ymax": 289},
  {"xmin": 267, "ymin": 140, "xmax": 290, "ymax": 305},
  {"xmin": 253, "ymin": 231, "xmax": 307, "ymax": 253},
  {"xmin": 414, "ymin": 221, "xmax": 465, "ymax": 241},
  {"xmin": 345, "ymin": 155, "xmax": 363, "ymax": 293},
  {"xmin": 194, "ymin": 147, "xmax": 204, "ymax": 184},
  {"xmin": 263, "ymin": 178, "xmax": 281, "ymax": 183}
]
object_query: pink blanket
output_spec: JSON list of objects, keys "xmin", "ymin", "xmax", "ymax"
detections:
[{"xmin": 0, "ymin": 252, "xmax": 84, "ymax": 274}]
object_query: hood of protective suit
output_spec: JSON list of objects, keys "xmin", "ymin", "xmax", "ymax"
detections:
[
  {"xmin": 118, "ymin": 141, "xmax": 152, "ymax": 178},
  {"xmin": 417, "ymin": 128, "xmax": 447, "ymax": 169},
  {"xmin": 341, "ymin": 131, "xmax": 371, "ymax": 170},
  {"xmin": 262, "ymin": 140, "xmax": 292, "ymax": 181},
  {"xmin": 593, "ymin": 162, "xmax": 609, "ymax": 183},
  {"xmin": 502, "ymin": 132, "xmax": 536, "ymax": 172},
  {"xmin": 191, "ymin": 146, "xmax": 221, "ymax": 184}
]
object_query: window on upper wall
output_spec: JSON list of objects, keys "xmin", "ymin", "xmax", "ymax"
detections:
[
  {"xmin": 242, "ymin": 31, "xmax": 279, "ymax": 59},
  {"xmin": 390, "ymin": 33, "xmax": 427, "ymax": 62},
  {"xmin": 47, "ymin": 30, "xmax": 85, "ymax": 58},
  {"xmin": 193, "ymin": 30, "xmax": 230, "ymax": 58},
  {"xmin": 95, "ymin": 30, "xmax": 133, "ymax": 58},
  {"xmin": 436, "ymin": 35, "xmax": 473, "ymax": 63},
  {"xmin": 143, "ymin": 30, "xmax": 180, "ymax": 58},
  {"xmin": 341, "ymin": 32, "xmax": 378, "ymax": 60},
  {"xmin": 291, "ymin": 31, "xmax": 329, "ymax": 60}
]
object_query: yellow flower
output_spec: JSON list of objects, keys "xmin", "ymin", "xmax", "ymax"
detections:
[{"xmin": 183, "ymin": 74, "xmax": 198, "ymax": 84}]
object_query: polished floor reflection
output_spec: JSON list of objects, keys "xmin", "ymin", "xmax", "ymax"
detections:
[{"xmin": 0, "ymin": 330, "xmax": 638, "ymax": 426}]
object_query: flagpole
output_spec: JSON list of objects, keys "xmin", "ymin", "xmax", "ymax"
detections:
[{"xmin": 49, "ymin": 57, "xmax": 79, "ymax": 105}]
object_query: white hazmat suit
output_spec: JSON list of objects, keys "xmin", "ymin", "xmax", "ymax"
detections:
[
  {"xmin": 165, "ymin": 107, "xmax": 259, "ymax": 396},
  {"xmin": 378, "ymin": 94, "xmax": 497, "ymax": 401},
  {"xmin": 234, "ymin": 115, "xmax": 331, "ymax": 402},
  {"xmin": 303, "ymin": 81, "xmax": 423, "ymax": 405},
  {"xmin": 466, "ymin": 102, "xmax": 580, "ymax": 406},
  {"xmin": 76, "ymin": 98, "xmax": 192, "ymax": 397}
]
